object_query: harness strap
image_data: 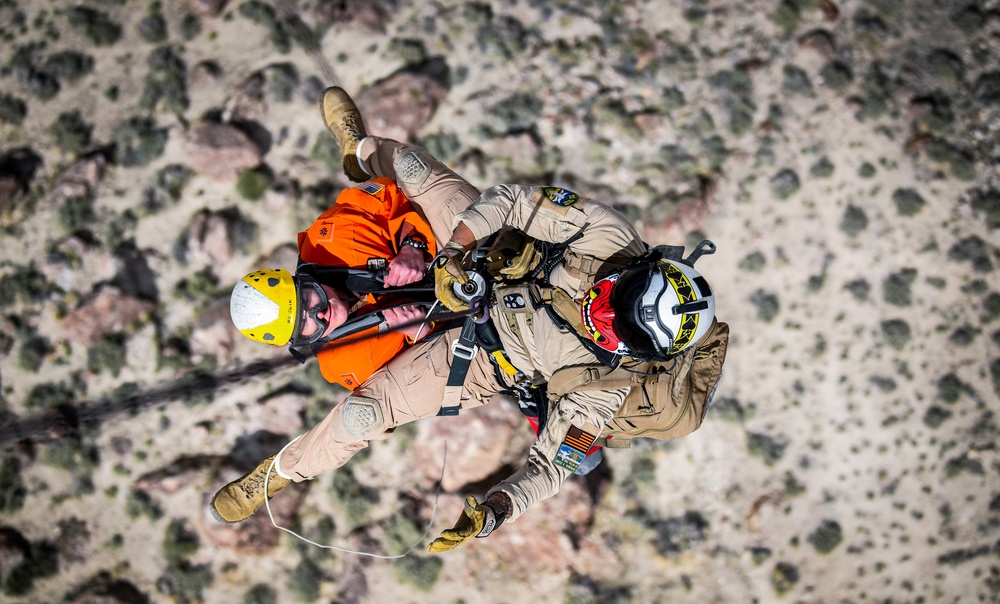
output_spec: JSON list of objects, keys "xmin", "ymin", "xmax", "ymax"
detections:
[{"xmin": 438, "ymin": 316, "xmax": 479, "ymax": 416}]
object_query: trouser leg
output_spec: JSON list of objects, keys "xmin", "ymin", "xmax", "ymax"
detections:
[
  {"xmin": 358, "ymin": 136, "xmax": 480, "ymax": 244},
  {"xmin": 277, "ymin": 326, "xmax": 504, "ymax": 481}
]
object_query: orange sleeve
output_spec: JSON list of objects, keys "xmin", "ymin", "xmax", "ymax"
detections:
[
  {"xmin": 298, "ymin": 178, "xmax": 437, "ymax": 268},
  {"xmin": 315, "ymin": 328, "xmax": 410, "ymax": 390}
]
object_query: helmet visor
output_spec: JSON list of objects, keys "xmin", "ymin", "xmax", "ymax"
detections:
[
  {"xmin": 291, "ymin": 276, "xmax": 330, "ymax": 346},
  {"xmin": 610, "ymin": 268, "xmax": 666, "ymax": 358}
]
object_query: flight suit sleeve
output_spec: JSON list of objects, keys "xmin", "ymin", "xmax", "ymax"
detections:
[
  {"xmin": 454, "ymin": 184, "xmax": 645, "ymax": 264},
  {"xmin": 485, "ymin": 386, "xmax": 629, "ymax": 522}
]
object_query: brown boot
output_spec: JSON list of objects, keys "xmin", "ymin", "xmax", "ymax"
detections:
[
  {"xmin": 210, "ymin": 454, "xmax": 291, "ymax": 524},
  {"xmin": 320, "ymin": 86, "xmax": 369, "ymax": 182}
]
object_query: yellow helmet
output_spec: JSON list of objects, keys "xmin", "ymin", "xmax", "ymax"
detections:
[{"xmin": 230, "ymin": 268, "xmax": 298, "ymax": 346}]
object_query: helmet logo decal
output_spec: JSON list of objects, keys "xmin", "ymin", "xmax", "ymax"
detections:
[
  {"xmin": 663, "ymin": 262, "xmax": 698, "ymax": 354},
  {"xmin": 580, "ymin": 276, "xmax": 629, "ymax": 354},
  {"xmin": 230, "ymin": 283, "xmax": 280, "ymax": 330},
  {"xmin": 542, "ymin": 187, "xmax": 580, "ymax": 207}
]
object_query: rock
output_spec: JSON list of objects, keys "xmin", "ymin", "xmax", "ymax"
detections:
[
  {"xmin": 55, "ymin": 518, "xmax": 90, "ymax": 566},
  {"xmin": 46, "ymin": 154, "xmax": 107, "ymax": 209},
  {"xmin": 185, "ymin": 122, "xmax": 262, "ymax": 180},
  {"xmin": 61, "ymin": 286, "xmax": 156, "ymax": 346},
  {"xmin": 314, "ymin": 0, "xmax": 389, "ymax": 34},
  {"xmin": 188, "ymin": 298, "xmax": 236, "ymax": 365},
  {"xmin": 357, "ymin": 70, "xmax": 449, "ymax": 143},
  {"xmin": 181, "ymin": 208, "xmax": 245, "ymax": 267},
  {"xmin": 221, "ymin": 73, "xmax": 266, "ymax": 124},
  {"xmin": 134, "ymin": 456, "xmax": 217, "ymax": 495},
  {"xmin": 65, "ymin": 571, "xmax": 149, "ymax": 604},
  {"xmin": 798, "ymin": 29, "xmax": 836, "ymax": 58},
  {"xmin": 188, "ymin": 0, "xmax": 227, "ymax": 18},
  {"xmin": 641, "ymin": 181, "xmax": 714, "ymax": 244},
  {"xmin": 0, "ymin": 175, "xmax": 21, "ymax": 216},
  {"xmin": 198, "ymin": 461, "xmax": 306, "ymax": 554},
  {"xmin": 411, "ymin": 397, "xmax": 532, "ymax": 491},
  {"xmin": 467, "ymin": 479, "xmax": 594, "ymax": 579},
  {"xmin": 190, "ymin": 61, "xmax": 223, "ymax": 88}
]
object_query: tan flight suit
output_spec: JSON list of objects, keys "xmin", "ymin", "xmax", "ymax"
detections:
[{"xmin": 279, "ymin": 137, "xmax": 646, "ymax": 522}]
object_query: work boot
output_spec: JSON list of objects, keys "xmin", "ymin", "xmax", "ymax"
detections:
[
  {"xmin": 210, "ymin": 454, "xmax": 290, "ymax": 524},
  {"xmin": 320, "ymin": 86, "xmax": 369, "ymax": 182}
]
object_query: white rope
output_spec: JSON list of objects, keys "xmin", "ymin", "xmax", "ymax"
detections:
[
  {"xmin": 413, "ymin": 300, "xmax": 441, "ymax": 342},
  {"xmin": 262, "ymin": 441, "xmax": 447, "ymax": 559}
]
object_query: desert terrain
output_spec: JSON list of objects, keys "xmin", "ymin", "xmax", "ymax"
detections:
[{"xmin": 0, "ymin": 0, "xmax": 998, "ymax": 602}]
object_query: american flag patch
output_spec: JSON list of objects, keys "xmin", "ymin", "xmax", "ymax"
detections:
[
  {"xmin": 552, "ymin": 425, "xmax": 597, "ymax": 472},
  {"xmin": 358, "ymin": 181, "xmax": 384, "ymax": 196}
]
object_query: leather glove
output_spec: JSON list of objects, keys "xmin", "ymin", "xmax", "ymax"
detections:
[
  {"xmin": 432, "ymin": 242, "xmax": 470, "ymax": 312},
  {"xmin": 427, "ymin": 495, "xmax": 496, "ymax": 553}
]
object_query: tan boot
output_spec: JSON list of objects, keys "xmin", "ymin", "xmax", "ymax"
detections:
[
  {"xmin": 320, "ymin": 86, "xmax": 369, "ymax": 182},
  {"xmin": 210, "ymin": 454, "xmax": 291, "ymax": 524}
]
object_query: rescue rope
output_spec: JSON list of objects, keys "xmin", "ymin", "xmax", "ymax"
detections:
[{"xmin": 262, "ymin": 441, "xmax": 448, "ymax": 558}]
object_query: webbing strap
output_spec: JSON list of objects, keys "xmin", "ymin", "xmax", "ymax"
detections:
[{"xmin": 438, "ymin": 317, "xmax": 479, "ymax": 416}]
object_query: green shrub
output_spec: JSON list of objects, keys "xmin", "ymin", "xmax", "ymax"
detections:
[
  {"xmin": 138, "ymin": 14, "xmax": 168, "ymax": 43},
  {"xmin": 66, "ymin": 7, "xmax": 122, "ymax": 46},
  {"xmin": 87, "ymin": 334, "xmax": 127, "ymax": 376},
  {"xmin": 769, "ymin": 169, "xmax": 800, "ymax": 200},
  {"xmin": 747, "ymin": 432, "xmax": 786, "ymax": 466},
  {"xmin": 771, "ymin": 562, "xmax": 799, "ymax": 595},
  {"xmin": 43, "ymin": 51, "xmax": 94, "ymax": 82},
  {"xmin": 807, "ymin": 520, "xmax": 843, "ymax": 554},
  {"xmin": 49, "ymin": 110, "xmax": 92, "ymax": 155},
  {"xmin": 235, "ymin": 168, "xmax": 272, "ymax": 201},
  {"xmin": 0, "ymin": 94, "xmax": 27, "ymax": 124},
  {"xmin": 113, "ymin": 117, "xmax": 168, "ymax": 167},
  {"xmin": 840, "ymin": 205, "xmax": 868, "ymax": 236}
]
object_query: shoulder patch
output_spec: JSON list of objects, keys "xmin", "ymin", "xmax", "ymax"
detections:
[
  {"xmin": 552, "ymin": 424, "xmax": 597, "ymax": 472},
  {"xmin": 357, "ymin": 181, "xmax": 385, "ymax": 196},
  {"xmin": 542, "ymin": 187, "xmax": 580, "ymax": 207}
]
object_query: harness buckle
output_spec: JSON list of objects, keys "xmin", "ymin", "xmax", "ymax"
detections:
[{"xmin": 451, "ymin": 339, "xmax": 479, "ymax": 361}]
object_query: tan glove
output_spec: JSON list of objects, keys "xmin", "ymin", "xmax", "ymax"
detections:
[
  {"xmin": 432, "ymin": 242, "xmax": 470, "ymax": 312},
  {"xmin": 427, "ymin": 495, "xmax": 493, "ymax": 553}
]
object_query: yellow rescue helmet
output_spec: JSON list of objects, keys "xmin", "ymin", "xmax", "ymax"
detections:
[{"xmin": 230, "ymin": 268, "xmax": 298, "ymax": 346}]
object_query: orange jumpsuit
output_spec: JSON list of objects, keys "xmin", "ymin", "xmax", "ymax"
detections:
[{"xmin": 297, "ymin": 177, "xmax": 437, "ymax": 390}]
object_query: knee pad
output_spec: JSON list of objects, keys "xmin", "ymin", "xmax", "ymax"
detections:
[
  {"xmin": 341, "ymin": 395, "xmax": 384, "ymax": 439},
  {"xmin": 395, "ymin": 149, "xmax": 431, "ymax": 190}
]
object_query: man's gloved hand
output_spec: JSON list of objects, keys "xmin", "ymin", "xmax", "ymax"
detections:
[
  {"xmin": 433, "ymin": 242, "xmax": 470, "ymax": 312},
  {"xmin": 427, "ymin": 496, "xmax": 487, "ymax": 553}
]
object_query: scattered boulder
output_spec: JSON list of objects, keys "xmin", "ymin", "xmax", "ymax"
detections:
[
  {"xmin": 467, "ymin": 479, "xmax": 594, "ymax": 579},
  {"xmin": 185, "ymin": 122, "xmax": 262, "ymax": 180},
  {"xmin": 356, "ymin": 67, "xmax": 450, "ymax": 143},
  {"xmin": 314, "ymin": 0, "xmax": 390, "ymax": 34},
  {"xmin": 0, "ymin": 175, "xmax": 21, "ymax": 216},
  {"xmin": 46, "ymin": 154, "xmax": 107, "ymax": 210},
  {"xmin": 188, "ymin": 0, "xmax": 227, "ymax": 18},
  {"xmin": 65, "ymin": 571, "xmax": 149, "ymax": 604},
  {"xmin": 134, "ymin": 456, "xmax": 218, "ymax": 495},
  {"xmin": 180, "ymin": 207, "xmax": 257, "ymax": 267},
  {"xmin": 221, "ymin": 73, "xmax": 266, "ymax": 124},
  {"xmin": 55, "ymin": 518, "xmax": 90, "ymax": 566},
  {"xmin": 798, "ymin": 29, "xmax": 836, "ymax": 58},
  {"xmin": 411, "ymin": 397, "xmax": 532, "ymax": 491},
  {"xmin": 188, "ymin": 298, "xmax": 236, "ymax": 365},
  {"xmin": 61, "ymin": 286, "xmax": 155, "ymax": 346}
]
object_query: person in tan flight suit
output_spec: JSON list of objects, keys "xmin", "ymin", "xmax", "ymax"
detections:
[{"xmin": 212, "ymin": 88, "xmax": 721, "ymax": 554}]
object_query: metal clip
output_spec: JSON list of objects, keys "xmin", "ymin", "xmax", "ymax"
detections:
[{"xmin": 451, "ymin": 339, "xmax": 479, "ymax": 361}]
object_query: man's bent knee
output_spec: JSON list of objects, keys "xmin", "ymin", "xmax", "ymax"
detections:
[
  {"xmin": 338, "ymin": 395, "xmax": 385, "ymax": 440},
  {"xmin": 395, "ymin": 149, "xmax": 432, "ymax": 191}
]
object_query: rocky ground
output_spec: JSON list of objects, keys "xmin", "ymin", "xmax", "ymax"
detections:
[{"xmin": 1, "ymin": 0, "xmax": 999, "ymax": 602}]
